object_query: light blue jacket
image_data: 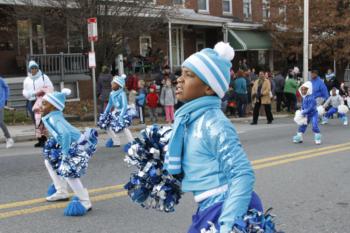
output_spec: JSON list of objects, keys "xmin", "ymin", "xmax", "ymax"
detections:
[
  {"xmin": 234, "ymin": 77, "xmax": 247, "ymax": 94},
  {"xmin": 42, "ymin": 111, "xmax": 81, "ymax": 156},
  {"xmin": 104, "ymin": 90, "xmax": 128, "ymax": 122},
  {"xmin": 0, "ymin": 77, "xmax": 9, "ymax": 108},
  {"xmin": 311, "ymin": 77, "xmax": 329, "ymax": 100},
  {"xmin": 181, "ymin": 109, "xmax": 255, "ymax": 232}
]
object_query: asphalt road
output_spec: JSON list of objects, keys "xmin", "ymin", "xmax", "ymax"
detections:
[{"xmin": 0, "ymin": 117, "xmax": 349, "ymax": 233}]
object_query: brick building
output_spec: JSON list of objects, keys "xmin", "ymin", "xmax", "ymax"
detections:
[{"xmin": 0, "ymin": 0, "xmax": 275, "ymax": 107}]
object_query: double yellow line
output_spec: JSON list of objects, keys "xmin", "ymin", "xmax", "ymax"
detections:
[{"xmin": 0, "ymin": 142, "xmax": 349, "ymax": 220}]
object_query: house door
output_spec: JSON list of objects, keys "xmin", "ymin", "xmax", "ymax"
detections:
[{"xmin": 171, "ymin": 27, "xmax": 184, "ymax": 67}]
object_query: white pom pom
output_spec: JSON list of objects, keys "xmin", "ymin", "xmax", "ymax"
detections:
[
  {"xmin": 120, "ymin": 74, "xmax": 127, "ymax": 79},
  {"xmin": 61, "ymin": 88, "xmax": 71, "ymax": 96},
  {"xmin": 294, "ymin": 110, "xmax": 307, "ymax": 126},
  {"xmin": 317, "ymin": 105, "xmax": 325, "ymax": 116},
  {"xmin": 338, "ymin": 104, "xmax": 349, "ymax": 114},
  {"xmin": 214, "ymin": 42, "xmax": 235, "ymax": 61}
]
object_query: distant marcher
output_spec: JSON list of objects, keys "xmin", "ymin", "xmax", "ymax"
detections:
[
  {"xmin": 274, "ymin": 71, "xmax": 285, "ymax": 112},
  {"xmin": 160, "ymin": 79, "xmax": 177, "ymax": 124},
  {"xmin": 251, "ymin": 71, "xmax": 274, "ymax": 125},
  {"xmin": 22, "ymin": 60, "xmax": 53, "ymax": 147},
  {"xmin": 293, "ymin": 81, "xmax": 322, "ymax": 144},
  {"xmin": 97, "ymin": 66, "xmax": 113, "ymax": 114},
  {"xmin": 146, "ymin": 84, "xmax": 159, "ymax": 123},
  {"xmin": 0, "ymin": 76, "xmax": 14, "ymax": 148}
]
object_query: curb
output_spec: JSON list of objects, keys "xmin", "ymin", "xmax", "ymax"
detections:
[{"xmin": 0, "ymin": 114, "xmax": 291, "ymax": 143}]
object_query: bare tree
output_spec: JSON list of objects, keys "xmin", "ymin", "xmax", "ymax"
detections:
[{"xmin": 265, "ymin": 0, "xmax": 350, "ymax": 76}]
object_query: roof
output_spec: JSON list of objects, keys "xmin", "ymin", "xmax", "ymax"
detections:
[{"xmin": 168, "ymin": 8, "xmax": 232, "ymax": 27}]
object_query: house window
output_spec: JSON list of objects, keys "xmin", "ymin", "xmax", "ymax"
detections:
[
  {"xmin": 67, "ymin": 22, "xmax": 83, "ymax": 53},
  {"xmin": 279, "ymin": 5, "xmax": 287, "ymax": 23},
  {"xmin": 139, "ymin": 36, "xmax": 151, "ymax": 57},
  {"xmin": 173, "ymin": 0, "xmax": 183, "ymax": 4},
  {"xmin": 171, "ymin": 27, "xmax": 184, "ymax": 67},
  {"xmin": 243, "ymin": 0, "xmax": 252, "ymax": 20},
  {"xmin": 262, "ymin": 0, "xmax": 270, "ymax": 20},
  {"xmin": 223, "ymin": 0, "xmax": 232, "ymax": 14},
  {"xmin": 198, "ymin": 0, "xmax": 209, "ymax": 12}
]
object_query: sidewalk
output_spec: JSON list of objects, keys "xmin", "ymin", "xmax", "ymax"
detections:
[{"xmin": 0, "ymin": 114, "xmax": 290, "ymax": 143}]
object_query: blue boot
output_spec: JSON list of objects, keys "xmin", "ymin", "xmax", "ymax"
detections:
[
  {"xmin": 293, "ymin": 133, "xmax": 303, "ymax": 143},
  {"xmin": 314, "ymin": 133, "xmax": 322, "ymax": 145},
  {"xmin": 105, "ymin": 138, "xmax": 114, "ymax": 148}
]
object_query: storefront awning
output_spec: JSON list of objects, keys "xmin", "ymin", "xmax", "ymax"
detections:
[{"xmin": 228, "ymin": 30, "xmax": 272, "ymax": 51}]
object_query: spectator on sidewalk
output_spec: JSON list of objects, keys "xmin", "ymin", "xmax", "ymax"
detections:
[
  {"xmin": 0, "ymin": 76, "xmax": 14, "ymax": 148},
  {"xmin": 274, "ymin": 71, "xmax": 285, "ymax": 112},
  {"xmin": 97, "ymin": 65, "xmax": 113, "ymax": 114},
  {"xmin": 283, "ymin": 76, "xmax": 299, "ymax": 113},
  {"xmin": 234, "ymin": 70, "xmax": 248, "ymax": 117},
  {"xmin": 22, "ymin": 60, "xmax": 53, "ymax": 147},
  {"xmin": 135, "ymin": 80, "xmax": 146, "ymax": 124},
  {"xmin": 251, "ymin": 71, "xmax": 274, "ymax": 125},
  {"xmin": 146, "ymin": 84, "xmax": 159, "ymax": 123},
  {"xmin": 160, "ymin": 79, "xmax": 176, "ymax": 124}
]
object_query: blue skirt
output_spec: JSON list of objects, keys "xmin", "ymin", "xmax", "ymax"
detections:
[
  {"xmin": 97, "ymin": 108, "xmax": 136, "ymax": 133},
  {"xmin": 43, "ymin": 128, "xmax": 98, "ymax": 178},
  {"xmin": 188, "ymin": 192, "xmax": 276, "ymax": 233}
]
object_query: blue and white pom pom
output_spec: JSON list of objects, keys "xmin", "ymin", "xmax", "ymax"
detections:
[
  {"xmin": 97, "ymin": 108, "xmax": 135, "ymax": 132},
  {"xmin": 200, "ymin": 209, "xmax": 279, "ymax": 233},
  {"xmin": 123, "ymin": 125, "xmax": 183, "ymax": 213}
]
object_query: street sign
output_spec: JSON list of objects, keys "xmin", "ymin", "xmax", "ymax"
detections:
[
  {"xmin": 87, "ymin": 17, "xmax": 98, "ymax": 42},
  {"xmin": 88, "ymin": 52, "xmax": 96, "ymax": 68}
]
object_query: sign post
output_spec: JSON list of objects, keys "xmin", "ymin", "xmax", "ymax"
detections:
[{"xmin": 87, "ymin": 17, "xmax": 98, "ymax": 124}]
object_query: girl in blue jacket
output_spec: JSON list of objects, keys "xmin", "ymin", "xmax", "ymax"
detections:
[
  {"xmin": 98, "ymin": 74, "xmax": 134, "ymax": 147},
  {"xmin": 164, "ymin": 42, "xmax": 269, "ymax": 233},
  {"xmin": 293, "ymin": 81, "xmax": 322, "ymax": 144},
  {"xmin": 41, "ymin": 89, "xmax": 98, "ymax": 216},
  {"xmin": 0, "ymin": 77, "xmax": 14, "ymax": 148}
]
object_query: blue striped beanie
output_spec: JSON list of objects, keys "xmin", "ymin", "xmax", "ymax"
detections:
[
  {"xmin": 43, "ymin": 88, "xmax": 71, "ymax": 111},
  {"xmin": 112, "ymin": 74, "xmax": 127, "ymax": 88},
  {"xmin": 182, "ymin": 42, "xmax": 235, "ymax": 98}
]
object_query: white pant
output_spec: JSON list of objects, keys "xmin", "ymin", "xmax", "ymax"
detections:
[
  {"xmin": 44, "ymin": 160, "xmax": 90, "ymax": 206},
  {"xmin": 107, "ymin": 128, "xmax": 134, "ymax": 145}
]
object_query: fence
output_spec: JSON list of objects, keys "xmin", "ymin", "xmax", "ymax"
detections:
[{"xmin": 27, "ymin": 53, "xmax": 89, "ymax": 80}]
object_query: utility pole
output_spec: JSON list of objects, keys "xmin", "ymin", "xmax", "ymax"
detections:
[{"xmin": 303, "ymin": 0, "xmax": 309, "ymax": 82}]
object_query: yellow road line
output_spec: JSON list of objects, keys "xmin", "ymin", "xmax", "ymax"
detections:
[
  {"xmin": 0, "ymin": 184, "xmax": 124, "ymax": 210},
  {"xmin": 0, "ymin": 144, "xmax": 349, "ymax": 219},
  {"xmin": 252, "ymin": 142, "xmax": 350, "ymax": 165},
  {"xmin": 254, "ymin": 146, "xmax": 350, "ymax": 170},
  {"xmin": 0, "ymin": 191, "xmax": 127, "ymax": 219}
]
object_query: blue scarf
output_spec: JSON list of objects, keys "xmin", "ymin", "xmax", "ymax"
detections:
[
  {"xmin": 164, "ymin": 96, "xmax": 221, "ymax": 175},
  {"xmin": 30, "ymin": 70, "xmax": 43, "ymax": 80},
  {"xmin": 110, "ymin": 89, "xmax": 123, "ymax": 103}
]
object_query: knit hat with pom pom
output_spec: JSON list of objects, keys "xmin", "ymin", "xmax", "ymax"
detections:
[
  {"xmin": 43, "ymin": 88, "xmax": 71, "ymax": 111},
  {"xmin": 182, "ymin": 42, "xmax": 235, "ymax": 98},
  {"xmin": 112, "ymin": 74, "xmax": 127, "ymax": 88}
]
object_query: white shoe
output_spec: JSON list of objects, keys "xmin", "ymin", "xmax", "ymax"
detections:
[
  {"xmin": 314, "ymin": 133, "xmax": 322, "ymax": 145},
  {"xmin": 344, "ymin": 121, "xmax": 348, "ymax": 126},
  {"xmin": 77, "ymin": 188, "xmax": 92, "ymax": 211},
  {"xmin": 6, "ymin": 138, "xmax": 14, "ymax": 148},
  {"xmin": 46, "ymin": 191, "xmax": 69, "ymax": 202}
]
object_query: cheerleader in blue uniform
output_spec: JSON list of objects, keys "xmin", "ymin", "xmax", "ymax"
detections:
[
  {"xmin": 162, "ymin": 42, "xmax": 275, "ymax": 233},
  {"xmin": 98, "ymin": 74, "xmax": 134, "ymax": 147},
  {"xmin": 41, "ymin": 89, "xmax": 98, "ymax": 216}
]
